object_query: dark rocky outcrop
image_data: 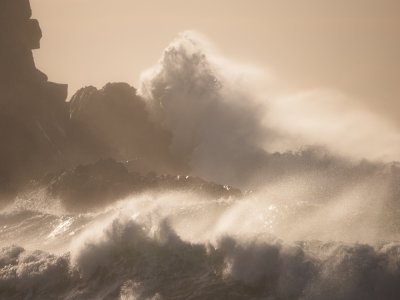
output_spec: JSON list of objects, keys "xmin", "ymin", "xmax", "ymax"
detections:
[
  {"xmin": 46, "ymin": 159, "xmax": 241, "ymax": 211},
  {"xmin": 69, "ymin": 83, "xmax": 185, "ymax": 173},
  {"xmin": 0, "ymin": 0, "xmax": 70, "ymax": 201}
]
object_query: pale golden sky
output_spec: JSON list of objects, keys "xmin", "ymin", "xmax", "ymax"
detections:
[{"xmin": 31, "ymin": 0, "xmax": 400, "ymax": 122}]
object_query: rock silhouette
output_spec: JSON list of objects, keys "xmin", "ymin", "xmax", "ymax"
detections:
[
  {"xmin": 69, "ymin": 83, "xmax": 183, "ymax": 173},
  {"xmin": 46, "ymin": 159, "xmax": 241, "ymax": 211},
  {"xmin": 0, "ymin": 0, "xmax": 69, "ymax": 201}
]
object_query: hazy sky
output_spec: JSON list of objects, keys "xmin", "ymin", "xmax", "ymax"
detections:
[{"xmin": 31, "ymin": 0, "xmax": 400, "ymax": 122}]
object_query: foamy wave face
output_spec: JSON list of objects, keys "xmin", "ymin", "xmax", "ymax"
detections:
[
  {"xmin": 2, "ymin": 212, "xmax": 400, "ymax": 300},
  {"xmin": 0, "ymin": 246, "xmax": 72, "ymax": 299},
  {"xmin": 1, "ymin": 188, "xmax": 400, "ymax": 299}
]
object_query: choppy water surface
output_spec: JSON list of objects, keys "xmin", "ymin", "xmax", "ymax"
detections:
[{"xmin": 1, "ymin": 188, "xmax": 400, "ymax": 300}]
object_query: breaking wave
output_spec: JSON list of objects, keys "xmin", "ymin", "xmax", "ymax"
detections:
[{"xmin": 2, "ymin": 192, "xmax": 400, "ymax": 300}]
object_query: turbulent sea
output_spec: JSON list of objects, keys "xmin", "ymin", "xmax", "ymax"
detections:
[
  {"xmin": 2, "ymin": 32, "xmax": 400, "ymax": 299},
  {"xmin": 1, "ymin": 188, "xmax": 400, "ymax": 300}
]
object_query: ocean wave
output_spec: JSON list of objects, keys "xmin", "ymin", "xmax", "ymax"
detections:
[{"xmin": 1, "ymin": 209, "xmax": 400, "ymax": 300}]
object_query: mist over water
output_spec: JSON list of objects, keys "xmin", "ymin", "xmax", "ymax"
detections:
[
  {"xmin": 2, "ymin": 31, "xmax": 400, "ymax": 299},
  {"xmin": 139, "ymin": 32, "xmax": 270, "ymax": 188},
  {"xmin": 136, "ymin": 32, "xmax": 400, "ymax": 243}
]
